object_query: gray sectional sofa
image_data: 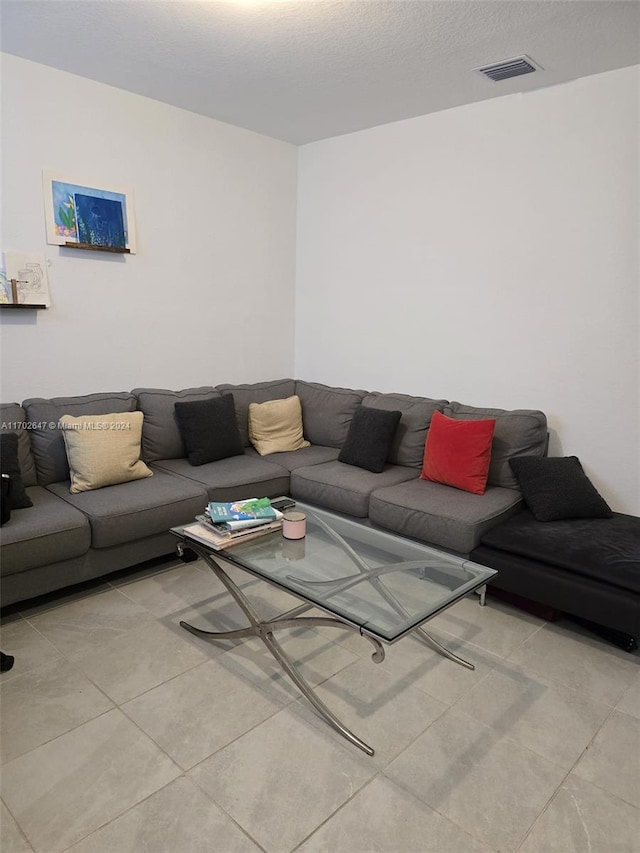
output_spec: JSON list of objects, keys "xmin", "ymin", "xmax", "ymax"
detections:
[{"xmin": 0, "ymin": 379, "xmax": 548, "ymax": 607}]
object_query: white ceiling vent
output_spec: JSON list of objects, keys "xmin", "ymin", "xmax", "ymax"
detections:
[{"xmin": 475, "ymin": 55, "xmax": 541, "ymax": 82}]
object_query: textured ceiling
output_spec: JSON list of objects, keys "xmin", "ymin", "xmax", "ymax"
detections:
[{"xmin": 1, "ymin": 1, "xmax": 639, "ymax": 144}]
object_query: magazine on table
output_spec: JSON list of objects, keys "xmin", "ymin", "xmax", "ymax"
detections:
[
  {"xmin": 183, "ymin": 519, "xmax": 282, "ymax": 551},
  {"xmin": 196, "ymin": 513, "xmax": 282, "ymax": 538},
  {"xmin": 206, "ymin": 498, "xmax": 282, "ymax": 530}
]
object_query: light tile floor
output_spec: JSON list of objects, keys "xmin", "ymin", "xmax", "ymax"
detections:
[{"xmin": 1, "ymin": 557, "xmax": 639, "ymax": 853}]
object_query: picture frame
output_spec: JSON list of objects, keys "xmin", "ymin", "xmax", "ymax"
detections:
[{"xmin": 42, "ymin": 171, "xmax": 137, "ymax": 253}]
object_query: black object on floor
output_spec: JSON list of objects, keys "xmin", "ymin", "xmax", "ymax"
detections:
[
  {"xmin": 176, "ymin": 543, "xmax": 198, "ymax": 563},
  {"xmin": 569, "ymin": 617, "xmax": 638, "ymax": 653},
  {"xmin": 0, "ymin": 652, "xmax": 15, "ymax": 672}
]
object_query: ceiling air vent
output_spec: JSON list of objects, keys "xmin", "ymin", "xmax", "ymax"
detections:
[{"xmin": 475, "ymin": 55, "xmax": 541, "ymax": 82}]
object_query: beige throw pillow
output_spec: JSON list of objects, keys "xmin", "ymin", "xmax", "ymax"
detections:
[
  {"xmin": 59, "ymin": 412, "xmax": 153, "ymax": 493},
  {"xmin": 248, "ymin": 395, "xmax": 310, "ymax": 456}
]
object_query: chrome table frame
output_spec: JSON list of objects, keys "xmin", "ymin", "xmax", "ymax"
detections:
[{"xmin": 173, "ymin": 517, "xmax": 488, "ymax": 757}]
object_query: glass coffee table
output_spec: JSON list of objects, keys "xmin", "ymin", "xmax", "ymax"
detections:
[{"xmin": 171, "ymin": 503, "xmax": 496, "ymax": 755}]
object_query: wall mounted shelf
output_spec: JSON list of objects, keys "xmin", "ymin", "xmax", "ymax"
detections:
[
  {"xmin": 0, "ymin": 303, "xmax": 48, "ymax": 310},
  {"xmin": 63, "ymin": 242, "xmax": 130, "ymax": 254},
  {"xmin": 3, "ymin": 280, "xmax": 47, "ymax": 309}
]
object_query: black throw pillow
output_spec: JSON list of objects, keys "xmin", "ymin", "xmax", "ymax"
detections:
[
  {"xmin": 0, "ymin": 432, "xmax": 34, "ymax": 509},
  {"xmin": 509, "ymin": 456, "xmax": 613, "ymax": 522},
  {"xmin": 174, "ymin": 395, "xmax": 244, "ymax": 466},
  {"xmin": 338, "ymin": 406, "xmax": 402, "ymax": 473}
]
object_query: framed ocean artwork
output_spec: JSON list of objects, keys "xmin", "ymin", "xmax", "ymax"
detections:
[{"xmin": 43, "ymin": 172, "xmax": 137, "ymax": 253}]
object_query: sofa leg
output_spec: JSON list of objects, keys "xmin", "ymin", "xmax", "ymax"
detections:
[
  {"xmin": 176, "ymin": 542, "xmax": 198, "ymax": 563},
  {"xmin": 476, "ymin": 584, "xmax": 487, "ymax": 606},
  {"xmin": 570, "ymin": 617, "xmax": 639, "ymax": 653}
]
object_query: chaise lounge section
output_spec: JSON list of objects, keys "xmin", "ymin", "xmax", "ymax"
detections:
[{"xmin": 470, "ymin": 509, "xmax": 640, "ymax": 645}]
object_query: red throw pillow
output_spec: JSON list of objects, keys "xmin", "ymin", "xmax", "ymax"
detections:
[{"xmin": 421, "ymin": 411, "xmax": 496, "ymax": 495}]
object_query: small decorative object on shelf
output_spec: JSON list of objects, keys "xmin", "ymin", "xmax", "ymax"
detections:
[
  {"xmin": 0, "ymin": 279, "xmax": 47, "ymax": 310},
  {"xmin": 11, "ymin": 278, "xmax": 25, "ymax": 302}
]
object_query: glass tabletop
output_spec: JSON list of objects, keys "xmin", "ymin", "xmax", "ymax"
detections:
[{"xmin": 173, "ymin": 503, "xmax": 497, "ymax": 643}]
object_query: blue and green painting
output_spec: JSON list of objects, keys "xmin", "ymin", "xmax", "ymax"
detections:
[
  {"xmin": 51, "ymin": 179, "xmax": 129, "ymax": 247},
  {"xmin": 75, "ymin": 194, "xmax": 125, "ymax": 248}
]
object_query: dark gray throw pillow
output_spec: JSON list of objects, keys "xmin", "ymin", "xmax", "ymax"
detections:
[
  {"xmin": 509, "ymin": 456, "xmax": 613, "ymax": 522},
  {"xmin": 338, "ymin": 406, "xmax": 402, "ymax": 473},
  {"xmin": 174, "ymin": 394, "xmax": 244, "ymax": 466},
  {"xmin": 0, "ymin": 433, "xmax": 34, "ymax": 509}
]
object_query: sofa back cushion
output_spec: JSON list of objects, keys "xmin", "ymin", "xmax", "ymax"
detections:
[
  {"xmin": 216, "ymin": 379, "xmax": 296, "ymax": 446},
  {"xmin": 295, "ymin": 381, "xmax": 367, "ymax": 448},
  {"xmin": 133, "ymin": 387, "xmax": 219, "ymax": 462},
  {"xmin": 174, "ymin": 394, "xmax": 244, "ymax": 465},
  {"xmin": 443, "ymin": 401, "xmax": 548, "ymax": 489},
  {"xmin": 59, "ymin": 412, "xmax": 153, "ymax": 493},
  {"xmin": 421, "ymin": 410, "xmax": 496, "ymax": 495},
  {"xmin": 338, "ymin": 406, "xmax": 402, "ymax": 473},
  {"xmin": 509, "ymin": 455, "xmax": 612, "ymax": 522},
  {"xmin": 248, "ymin": 395, "xmax": 310, "ymax": 456},
  {"xmin": 362, "ymin": 392, "xmax": 448, "ymax": 468},
  {"xmin": 22, "ymin": 392, "xmax": 137, "ymax": 485},
  {"xmin": 0, "ymin": 403, "xmax": 38, "ymax": 486},
  {"xmin": 0, "ymin": 432, "xmax": 34, "ymax": 507}
]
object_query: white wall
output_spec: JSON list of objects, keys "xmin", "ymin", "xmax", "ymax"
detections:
[
  {"xmin": 296, "ymin": 66, "xmax": 639, "ymax": 513},
  {"xmin": 1, "ymin": 54, "xmax": 298, "ymax": 400},
  {"xmin": 2, "ymin": 57, "xmax": 638, "ymax": 512}
]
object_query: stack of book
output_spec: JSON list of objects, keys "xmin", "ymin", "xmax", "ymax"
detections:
[{"xmin": 182, "ymin": 498, "xmax": 283, "ymax": 551}]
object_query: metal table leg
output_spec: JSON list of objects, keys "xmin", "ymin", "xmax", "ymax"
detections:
[{"xmin": 180, "ymin": 546, "xmax": 383, "ymax": 756}]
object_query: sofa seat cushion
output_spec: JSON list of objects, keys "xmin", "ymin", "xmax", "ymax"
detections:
[
  {"xmin": 0, "ymin": 486, "xmax": 91, "ymax": 575},
  {"xmin": 153, "ymin": 454, "xmax": 290, "ymax": 502},
  {"xmin": 369, "ymin": 479, "xmax": 523, "ymax": 554},
  {"xmin": 47, "ymin": 471, "xmax": 207, "ymax": 549},
  {"xmin": 478, "ymin": 510, "xmax": 640, "ymax": 594},
  {"xmin": 291, "ymin": 461, "xmax": 418, "ymax": 518},
  {"xmin": 244, "ymin": 445, "xmax": 339, "ymax": 472}
]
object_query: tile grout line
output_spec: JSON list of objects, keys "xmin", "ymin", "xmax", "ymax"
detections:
[
  {"xmin": 511, "ymin": 693, "xmax": 640, "ymax": 849},
  {"xmin": 186, "ymin": 757, "xmax": 274, "ymax": 853},
  {"xmin": 56, "ymin": 772, "xmax": 269, "ymax": 853},
  {"xmin": 381, "ymin": 701, "xmax": 574, "ymax": 853},
  {"xmin": 1, "ymin": 795, "xmax": 36, "ymax": 852},
  {"xmin": 288, "ymin": 773, "xmax": 382, "ymax": 852}
]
